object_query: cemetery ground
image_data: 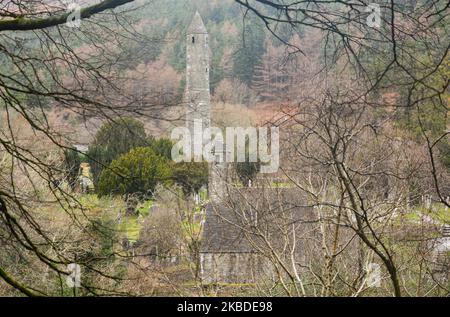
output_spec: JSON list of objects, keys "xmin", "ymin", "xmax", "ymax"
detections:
[{"xmin": 19, "ymin": 186, "xmax": 448, "ymax": 297}]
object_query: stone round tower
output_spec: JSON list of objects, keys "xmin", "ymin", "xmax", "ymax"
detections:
[{"xmin": 186, "ymin": 11, "xmax": 211, "ymax": 162}]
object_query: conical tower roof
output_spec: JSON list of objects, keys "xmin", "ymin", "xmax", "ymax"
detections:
[{"xmin": 187, "ymin": 11, "xmax": 207, "ymax": 34}]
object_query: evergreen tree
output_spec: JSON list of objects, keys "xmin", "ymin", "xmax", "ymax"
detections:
[
  {"xmin": 232, "ymin": 21, "xmax": 266, "ymax": 86},
  {"xmin": 97, "ymin": 147, "xmax": 172, "ymax": 197},
  {"xmin": 87, "ymin": 118, "xmax": 149, "ymax": 188},
  {"xmin": 173, "ymin": 162, "xmax": 209, "ymax": 195}
]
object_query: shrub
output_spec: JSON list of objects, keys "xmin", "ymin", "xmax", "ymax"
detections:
[
  {"xmin": 233, "ymin": 137, "xmax": 260, "ymax": 186},
  {"xmin": 173, "ymin": 162, "xmax": 209, "ymax": 195},
  {"xmin": 149, "ymin": 137, "xmax": 174, "ymax": 160},
  {"xmin": 97, "ymin": 147, "xmax": 172, "ymax": 197},
  {"xmin": 87, "ymin": 118, "xmax": 148, "ymax": 188},
  {"xmin": 236, "ymin": 160, "xmax": 260, "ymax": 186}
]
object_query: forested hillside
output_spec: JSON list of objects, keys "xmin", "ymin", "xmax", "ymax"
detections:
[{"xmin": 118, "ymin": 0, "xmax": 307, "ymax": 104}]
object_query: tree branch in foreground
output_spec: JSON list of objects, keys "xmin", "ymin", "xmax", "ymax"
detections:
[{"xmin": 0, "ymin": 0, "xmax": 135, "ymax": 31}]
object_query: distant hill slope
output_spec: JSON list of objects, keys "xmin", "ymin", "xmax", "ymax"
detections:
[{"xmin": 119, "ymin": 0, "xmax": 307, "ymax": 105}]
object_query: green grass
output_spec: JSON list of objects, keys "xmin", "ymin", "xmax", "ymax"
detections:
[
  {"xmin": 77, "ymin": 194, "xmax": 100, "ymax": 209},
  {"xmin": 76, "ymin": 194, "xmax": 125, "ymax": 216},
  {"xmin": 199, "ymin": 188, "xmax": 208, "ymax": 202},
  {"xmin": 230, "ymin": 181, "xmax": 295, "ymax": 189},
  {"xmin": 270, "ymin": 182, "xmax": 294, "ymax": 188},
  {"xmin": 75, "ymin": 194, "xmax": 149, "ymax": 243},
  {"xmin": 428, "ymin": 205, "xmax": 450, "ymax": 224},
  {"xmin": 119, "ymin": 216, "xmax": 142, "ymax": 243},
  {"xmin": 118, "ymin": 200, "xmax": 156, "ymax": 243},
  {"xmin": 137, "ymin": 199, "xmax": 154, "ymax": 217},
  {"xmin": 403, "ymin": 211, "xmax": 421, "ymax": 223},
  {"xmin": 398, "ymin": 203, "xmax": 450, "ymax": 226},
  {"xmin": 416, "ymin": 204, "xmax": 450, "ymax": 224}
]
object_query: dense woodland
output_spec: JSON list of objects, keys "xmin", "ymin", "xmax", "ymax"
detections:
[{"xmin": 0, "ymin": 0, "xmax": 449, "ymax": 297}]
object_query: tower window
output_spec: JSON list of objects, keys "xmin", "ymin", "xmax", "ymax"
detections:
[{"xmin": 192, "ymin": 36, "xmax": 195, "ymax": 44}]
